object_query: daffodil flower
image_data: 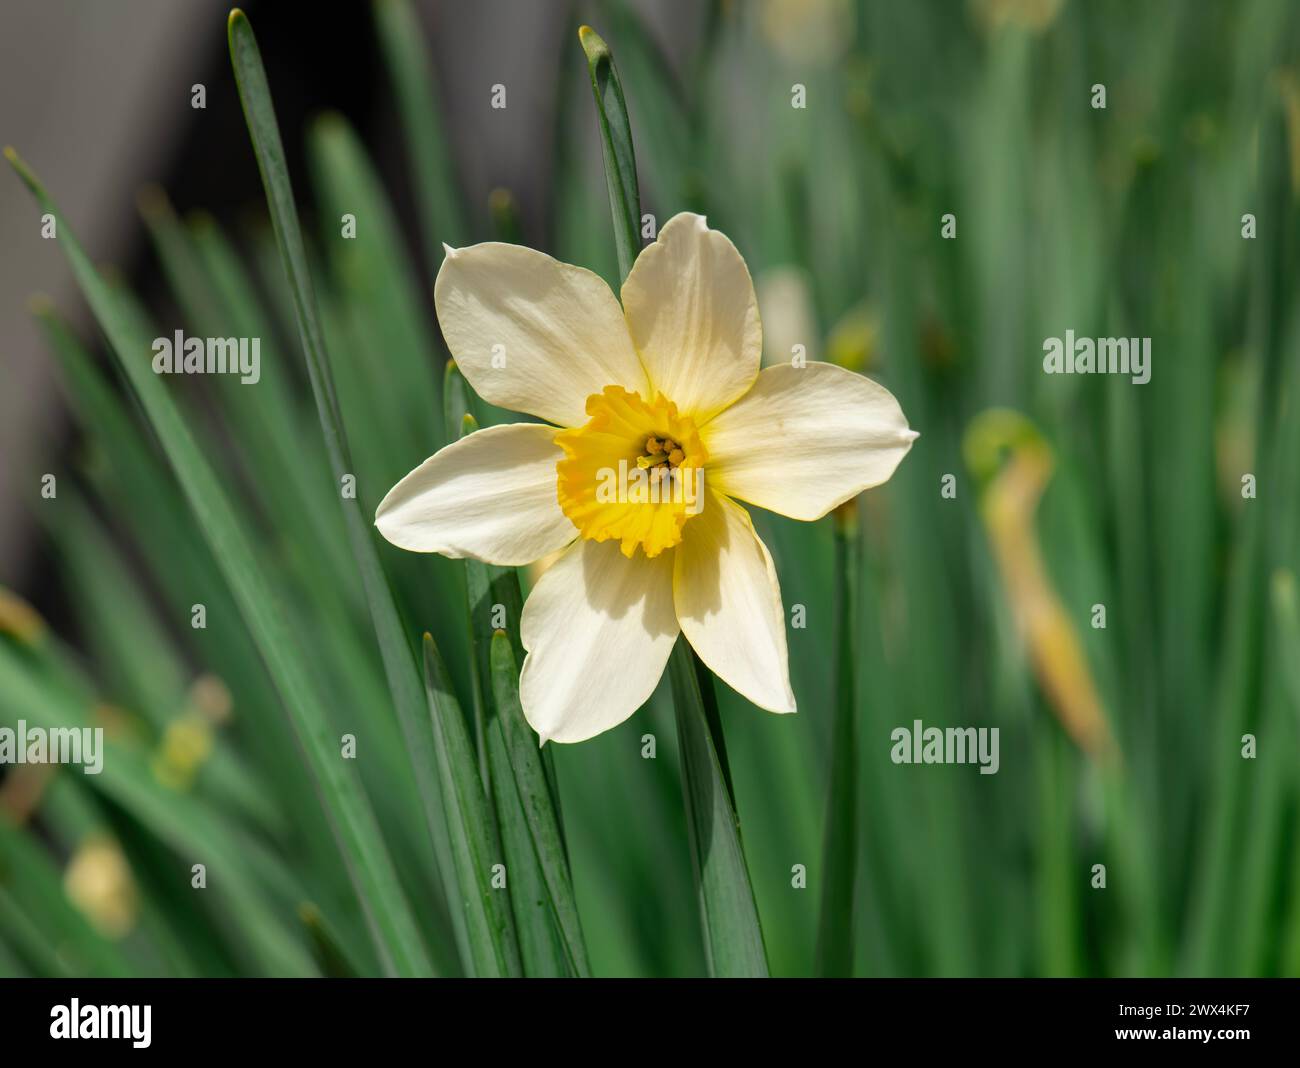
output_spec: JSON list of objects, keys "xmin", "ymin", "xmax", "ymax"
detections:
[{"xmin": 376, "ymin": 213, "xmax": 916, "ymax": 743}]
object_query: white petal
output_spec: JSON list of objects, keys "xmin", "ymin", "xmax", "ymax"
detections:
[
  {"xmin": 375, "ymin": 423, "xmax": 575, "ymax": 565},
  {"xmin": 673, "ymin": 492, "xmax": 795, "ymax": 714},
  {"xmin": 435, "ymin": 242, "xmax": 649, "ymax": 427},
  {"xmin": 704, "ymin": 362, "xmax": 917, "ymax": 521},
  {"xmin": 520, "ymin": 538, "xmax": 678, "ymax": 743},
  {"xmin": 621, "ymin": 212, "xmax": 761, "ymax": 422}
]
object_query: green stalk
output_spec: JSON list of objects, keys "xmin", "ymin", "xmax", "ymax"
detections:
[
  {"xmin": 449, "ymin": 396, "xmax": 569, "ymax": 975},
  {"xmin": 422, "ymin": 636, "xmax": 523, "ymax": 977},
  {"xmin": 580, "ymin": 20, "xmax": 768, "ymax": 977},
  {"xmin": 227, "ymin": 8, "xmax": 459, "ymax": 960},
  {"xmin": 372, "ymin": 0, "xmax": 468, "ymax": 255},
  {"xmin": 668, "ymin": 641, "xmax": 769, "ymax": 976},
  {"xmin": 490, "ymin": 633, "xmax": 591, "ymax": 976},
  {"xmin": 815, "ymin": 505, "xmax": 859, "ymax": 975}
]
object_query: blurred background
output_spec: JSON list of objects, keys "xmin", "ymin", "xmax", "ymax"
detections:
[{"xmin": 2, "ymin": 0, "xmax": 1299, "ymax": 977}]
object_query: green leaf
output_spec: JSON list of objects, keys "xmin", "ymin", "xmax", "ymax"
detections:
[
  {"xmin": 490, "ymin": 632, "xmax": 591, "ymax": 976},
  {"xmin": 483, "ymin": 718, "xmax": 568, "ymax": 976},
  {"xmin": 4, "ymin": 142, "xmax": 428, "ymax": 977},
  {"xmin": 815, "ymin": 508, "xmax": 859, "ymax": 975},
  {"xmin": 579, "ymin": 24, "xmax": 643, "ymax": 282},
  {"xmin": 448, "ymin": 397, "xmax": 569, "ymax": 975},
  {"xmin": 580, "ymin": 21, "xmax": 767, "ymax": 977},
  {"xmin": 372, "ymin": 0, "xmax": 468, "ymax": 255},
  {"xmin": 449, "ymin": 404, "xmax": 492, "ymax": 787},
  {"xmin": 227, "ymin": 6, "xmax": 460, "ymax": 967},
  {"xmin": 667, "ymin": 640, "xmax": 769, "ymax": 976},
  {"xmin": 422, "ymin": 635, "xmax": 522, "ymax": 976}
]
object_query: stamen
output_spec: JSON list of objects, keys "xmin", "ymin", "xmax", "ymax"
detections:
[{"xmin": 636, "ymin": 434, "xmax": 684, "ymax": 470}]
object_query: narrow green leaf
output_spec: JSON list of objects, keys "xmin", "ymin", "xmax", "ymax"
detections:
[
  {"xmin": 227, "ymin": 8, "xmax": 459, "ymax": 963},
  {"xmin": 372, "ymin": 0, "xmax": 468, "ymax": 255},
  {"xmin": 667, "ymin": 640, "xmax": 769, "ymax": 976},
  {"xmin": 490, "ymin": 632, "xmax": 591, "ymax": 976},
  {"xmin": 440, "ymin": 372, "xmax": 570, "ymax": 974},
  {"xmin": 581, "ymin": 22, "xmax": 766, "ymax": 977},
  {"xmin": 815, "ymin": 507, "xmax": 859, "ymax": 975},
  {"xmin": 579, "ymin": 24, "xmax": 643, "ymax": 281},
  {"xmin": 483, "ymin": 717, "xmax": 568, "ymax": 976},
  {"xmin": 4, "ymin": 142, "xmax": 428, "ymax": 976},
  {"xmin": 448, "ymin": 405, "xmax": 567, "ymax": 974},
  {"xmin": 422, "ymin": 635, "xmax": 522, "ymax": 977},
  {"xmin": 451, "ymin": 407, "xmax": 493, "ymax": 787}
]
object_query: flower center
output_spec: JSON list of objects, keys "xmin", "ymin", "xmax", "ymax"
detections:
[{"xmin": 555, "ymin": 386, "xmax": 708, "ymax": 558}]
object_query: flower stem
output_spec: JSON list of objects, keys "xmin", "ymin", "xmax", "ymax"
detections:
[
  {"xmin": 816, "ymin": 502, "xmax": 860, "ymax": 975},
  {"xmin": 668, "ymin": 640, "xmax": 769, "ymax": 977},
  {"xmin": 580, "ymin": 22, "xmax": 767, "ymax": 976}
]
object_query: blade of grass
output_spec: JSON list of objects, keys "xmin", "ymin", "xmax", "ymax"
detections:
[
  {"xmin": 490, "ymin": 632, "xmax": 590, "ymax": 976},
  {"xmin": 581, "ymin": 22, "xmax": 769, "ymax": 976},
  {"xmin": 227, "ymin": 8, "xmax": 459, "ymax": 961},
  {"xmin": 483, "ymin": 716, "xmax": 568, "ymax": 975},
  {"xmin": 449, "ymin": 407, "xmax": 568, "ymax": 975},
  {"xmin": 422, "ymin": 635, "xmax": 522, "ymax": 976},
  {"xmin": 5, "ymin": 144, "xmax": 428, "ymax": 976},
  {"xmin": 579, "ymin": 25, "xmax": 643, "ymax": 280},
  {"xmin": 372, "ymin": 0, "xmax": 468, "ymax": 256},
  {"xmin": 668, "ymin": 640, "xmax": 769, "ymax": 976}
]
